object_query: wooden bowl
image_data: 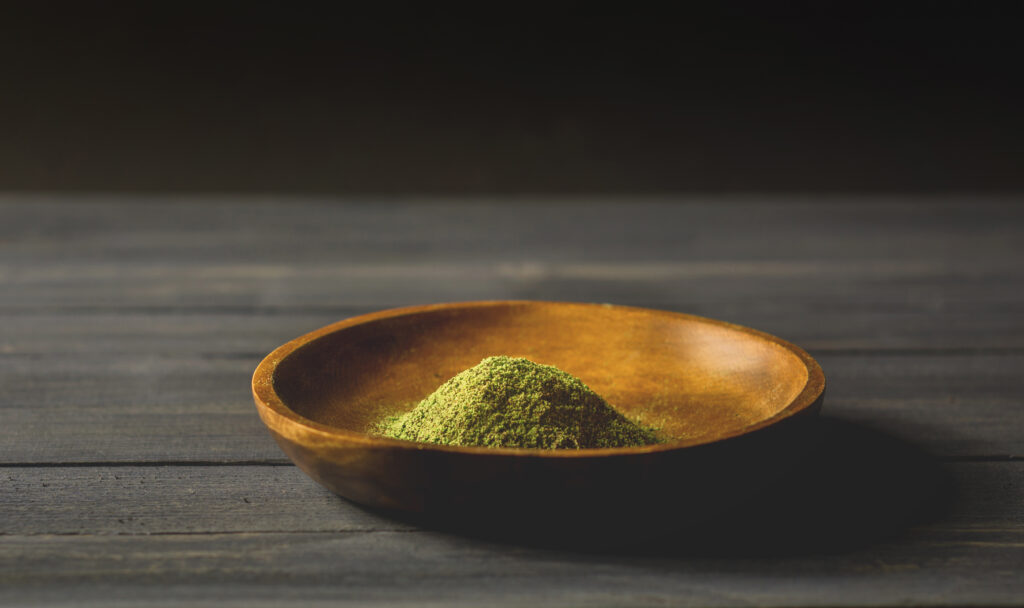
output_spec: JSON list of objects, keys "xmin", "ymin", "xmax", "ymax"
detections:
[{"xmin": 253, "ymin": 301, "xmax": 825, "ymax": 536}]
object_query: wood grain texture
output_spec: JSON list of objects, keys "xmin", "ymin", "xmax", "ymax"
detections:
[
  {"xmin": 2, "ymin": 200, "xmax": 1022, "ymax": 351},
  {"xmin": 1, "ymin": 528, "xmax": 1021, "ymax": 608},
  {"xmin": 4, "ymin": 307, "xmax": 1024, "ymax": 354},
  {"xmin": 0, "ymin": 466, "xmax": 411, "ymax": 535},
  {"xmin": 4, "ymin": 265, "xmax": 1021, "ymax": 342},
  {"xmin": 1, "ymin": 353, "xmax": 1019, "ymax": 463},
  {"xmin": 2, "ymin": 196, "xmax": 1022, "ymax": 607},
  {"xmin": 0, "ymin": 462, "xmax": 1017, "ymax": 536},
  {"xmin": 3, "ymin": 197, "xmax": 1022, "ymax": 266}
]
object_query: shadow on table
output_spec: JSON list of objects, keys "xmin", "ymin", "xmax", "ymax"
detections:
[
  {"xmin": 383, "ymin": 416, "xmax": 952, "ymax": 557},
  {"xmin": 655, "ymin": 416, "xmax": 953, "ymax": 557}
]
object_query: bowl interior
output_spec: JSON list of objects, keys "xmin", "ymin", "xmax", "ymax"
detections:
[{"xmin": 272, "ymin": 303, "xmax": 812, "ymax": 445}]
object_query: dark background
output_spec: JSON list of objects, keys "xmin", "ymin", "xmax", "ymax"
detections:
[{"xmin": 2, "ymin": 3, "xmax": 1022, "ymax": 194}]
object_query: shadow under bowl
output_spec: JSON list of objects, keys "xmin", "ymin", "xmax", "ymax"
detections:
[{"xmin": 253, "ymin": 301, "xmax": 825, "ymax": 538}]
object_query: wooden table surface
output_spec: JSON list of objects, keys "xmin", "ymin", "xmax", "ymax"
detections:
[{"xmin": 2, "ymin": 195, "xmax": 1022, "ymax": 607}]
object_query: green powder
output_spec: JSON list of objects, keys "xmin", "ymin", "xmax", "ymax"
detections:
[{"xmin": 377, "ymin": 356, "xmax": 659, "ymax": 449}]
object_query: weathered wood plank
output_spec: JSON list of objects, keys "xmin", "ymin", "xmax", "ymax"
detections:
[
  {"xmin": 0, "ymin": 356, "xmax": 273, "ymax": 463},
  {"xmin": 0, "ymin": 311, "xmax": 363, "ymax": 357},
  {"xmin": 0, "ymin": 466, "xmax": 412, "ymax": 535},
  {"xmin": 0, "ymin": 527, "xmax": 1021, "ymax": 607},
  {"xmin": 2, "ymin": 201, "xmax": 1021, "ymax": 347},
  {"xmin": 0, "ymin": 198, "xmax": 1020, "ymax": 607},
  {"xmin": 2, "ymin": 197, "xmax": 1022, "ymax": 266},
  {"xmin": 818, "ymin": 353, "xmax": 1024, "ymax": 460},
  {"xmin": 3, "ymin": 261, "xmax": 1021, "ymax": 322},
  {"xmin": 1, "ymin": 353, "xmax": 1021, "ymax": 462},
  {"xmin": 2, "ymin": 440, "xmax": 1017, "ymax": 604},
  {"xmin": 4, "ymin": 305, "xmax": 1024, "ymax": 355},
  {"xmin": 0, "ymin": 462, "xmax": 1017, "ymax": 536},
  {"xmin": 2, "ymin": 461, "xmax": 1022, "ymax": 605}
]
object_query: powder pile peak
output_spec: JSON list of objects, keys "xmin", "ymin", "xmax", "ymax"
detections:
[{"xmin": 379, "ymin": 356, "xmax": 658, "ymax": 449}]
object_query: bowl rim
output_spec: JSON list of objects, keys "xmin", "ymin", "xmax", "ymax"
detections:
[{"xmin": 252, "ymin": 300, "xmax": 825, "ymax": 459}]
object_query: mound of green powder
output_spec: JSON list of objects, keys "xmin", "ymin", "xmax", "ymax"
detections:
[{"xmin": 378, "ymin": 356, "xmax": 659, "ymax": 449}]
